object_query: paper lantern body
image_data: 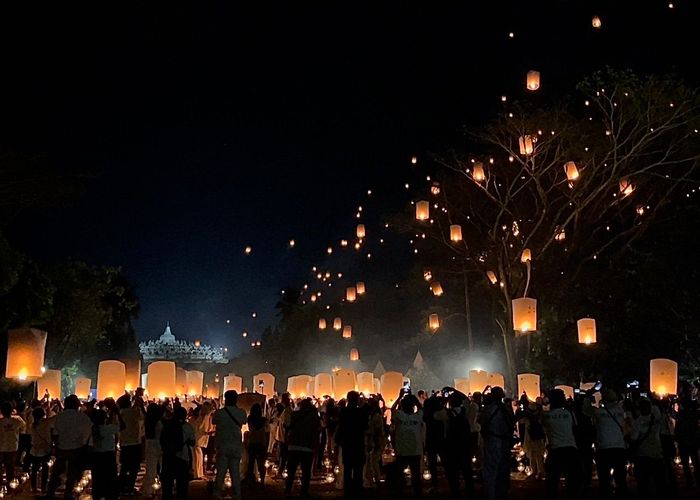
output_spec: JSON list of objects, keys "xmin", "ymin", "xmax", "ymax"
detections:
[
  {"xmin": 37, "ymin": 369, "xmax": 61, "ymax": 400},
  {"xmin": 373, "ymin": 378, "xmax": 381, "ymax": 394},
  {"xmin": 287, "ymin": 375, "xmax": 313, "ymax": 398},
  {"xmin": 521, "ymin": 248, "xmax": 532, "ymax": 263},
  {"xmin": 577, "ymin": 318, "xmax": 597, "ymax": 345},
  {"xmin": 381, "ymin": 372, "xmax": 404, "ymax": 406},
  {"xmin": 342, "ymin": 325, "xmax": 352, "ymax": 339},
  {"xmin": 356, "ymin": 282, "xmax": 366, "ymax": 295},
  {"xmin": 487, "ymin": 271, "xmax": 498, "ymax": 285},
  {"xmin": 333, "ymin": 318, "xmax": 342, "ymax": 330},
  {"xmin": 592, "ymin": 15, "xmax": 602, "ymax": 28},
  {"xmin": 346, "ymin": 287, "xmax": 357, "ymax": 302},
  {"xmin": 488, "ymin": 372, "xmax": 506, "ymax": 390},
  {"xmin": 415, "ymin": 201, "xmax": 430, "ymax": 221},
  {"xmin": 428, "ymin": 313, "xmax": 440, "ymax": 331},
  {"xmin": 97, "ymin": 360, "xmax": 126, "ymax": 400},
  {"xmin": 469, "ymin": 370, "xmax": 490, "ymax": 394},
  {"xmin": 519, "ymin": 135, "xmax": 534, "ymax": 155},
  {"xmin": 517, "ymin": 373, "xmax": 541, "ymax": 402},
  {"xmin": 431, "ymin": 282, "xmax": 444, "ymax": 296},
  {"xmin": 357, "ymin": 372, "xmax": 374, "ymax": 395},
  {"xmin": 512, "ymin": 297, "xmax": 537, "ymax": 333},
  {"xmin": 223, "ymin": 374, "xmax": 243, "ymax": 394},
  {"xmin": 580, "ymin": 382, "xmax": 602, "ymax": 406},
  {"xmin": 147, "ymin": 361, "xmax": 176, "ymax": 399},
  {"xmin": 619, "ymin": 179, "xmax": 635, "ymax": 197},
  {"xmin": 333, "ymin": 369, "xmax": 357, "ymax": 399},
  {"xmin": 454, "ymin": 378, "xmax": 470, "ymax": 395},
  {"xmin": 6, "ymin": 328, "xmax": 47, "ymax": 380},
  {"xmin": 205, "ymin": 383, "xmax": 220, "ymax": 399},
  {"xmin": 318, "ymin": 318, "xmax": 327, "ymax": 330},
  {"xmin": 176, "ymin": 368, "xmax": 188, "ymax": 396},
  {"xmin": 450, "ymin": 225, "xmax": 463, "ymax": 242},
  {"xmin": 141, "ymin": 374, "xmax": 148, "ymax": 391},
  {"xmin": 74, "ymin": 377, "xmax": 91, "ymax": 400},
  {"xmin": 186, "ymin": 370, "xmax": 204, "ymax": 396},
  {"xmin": 472, "ymin": 163, "xmax": 485, "ymax": 182},
  {"xmin": 565, "ymin": 161, "xmax": 579, "ymax": 181},
  {"xmin": 350, "ymin": 348, "xmax": 360, "ymax": 361},
  {"xmin": 314, "ymin": 373, "xmax": 333, "ymax": 398},
  {"xmin": 526, "ymin": 70, "xmax": 540, "ymax": 91},
  {"xmin": 356, "ymin": 224, "xmax": 366, "ymax": 239},
  {"xmin": 650, "ymin": 359, "xmax": 678, "ymax": 396},
  {"xmin": 122, "ymin": 359, "xmax": 141, "ymax": 392},
  {"xmin": 253, "ymin": 373, "xmax": 275, "ymax": 398},
  {"xmin": 555, "ymin": 385, "xmax": 575, "ymax": 400}
]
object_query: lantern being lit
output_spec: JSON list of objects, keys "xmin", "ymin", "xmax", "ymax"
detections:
[
  {"xmin": 555, "ymin": 385, "xmax": 575, "ymax": 400},
  {"xmin": 565, "ymin": 161, "xmax": 579, "ymax": 181},
  {"xmin": 253, "ymin": 373, "xmax": 275, "ymax": 398},
  {"xmin": 415, "ymin": 200, "xmax": 430, "ymax": 221},
  {"xmin": 346, "ymin": 287, "xmax": 357, "ymax": 302},
  {"xmin": 381, "ymin": 371, "xmax": 404, "ymax": 407},
  {"xmin": 334, "ymin": 369, "xmax": 358, "ymax": 399},
  {"xmin": 519, "ymin": 135, "xmax": 534, "ymax": 155},
  {"xmin": 356, "ymin": 282, "xmax": 366, "ymax": 295},
  {"xmin": 6, "ymin": 328, "xmax": 47, "ymax": 381},
  {"xmin": 350, "ymin": 348, "xmax": 360, "ymax": 361},
  {"xmin": 357, "ymin": 372, "xmax": 374, "ymax": 394},
  {"xmin": 428, "ymin": 313, "xmax": 440, "ymax": 331},
  {"xmin": 176, "ymin": 368, "xmax": 188, "ymax": 396},
  {"xmin": 454, "ymin": 378, "xmax": 470, "ymax": 395},
  {"xmin": 97, "ymin": 360, "xmax": 126, "ymax": 400},
  {"xmin": 187, "ymin": 370, "xmax": 204, "ymax": 396},
  {"xmin": 512, "ymin": 297, "xmax": 537, "ymax": 333},
  {"xmin": 314, "ymin": 373, "xmax": 333, "ymax": 398},
  {"xmin": 518, "ymin": 373, "xmax": 541, "ymax": 401},
  {"xmin": 37, "ymin": 369, "xmax": 62, "ymax": 400},
  {"xmin": 318, "ymin": 318, "xmax": 327, "ymax": 330},
  {"xmin": 488, "ymin": 372, "xmax": 506, "ymax": 389},
  {"xmin": 469, "ymin": 370, "xmax": 490, "ymax": 394},
  {"xmin": 122, "ymin": 359, "xmax": 141, "ymax": 392},
  {"xmin": 74, "ymin": 377, "xmax": 91, "ymax": 400},
  {"xmin": 526, "ymin": 70, "xmax": 540, "ymax": 91},
  {"xmin": 342, "ymin": 325, "xmax": 352, "ymax": 339},
  {"xmin": 472, "ymin": 162, "xmax": 486, "ymax": 182},
  {"xmin": 650, "ymin": 359, "xmax": 678, "ymax": 396},
  {"xmin": 223, "ymin": 374, "xmax": 242, "ymax": 394},
  {"xmin": 450, "ymin": 225, "xmax": 463, "ymax": 242},
  {"xmin": 356, "ymin": 224, "xmax": 366, "ymax": 239},
  {"xmin": 147, "ymin": 361, "xmax": 176, "ymax": 400},
  {"xmin": 333, "ymin": 317, "xmax": 342, "ymax": 330},
  {"xmin": 431, "ymin": 282, "xmax": 444, "ymax": 296},
  {"xmin": 577, "ymin": 318, "xmax": 597, "ymax": 345}
]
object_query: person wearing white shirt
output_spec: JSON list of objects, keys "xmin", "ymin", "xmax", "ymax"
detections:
[
  {"xmin": 541, "ymin": 389, "xmax": 581, "ymax": 499},
  {"xmin": 631, "ymin": 399, "xmax": 666, "ymax": 497},
  {"xmin": 212, "ymin": 390, "xmax": 247, "ymax": 500},
  {"xmin": 0, "ymin": 401, "xmax": 26, "ymax": 481},
  {"xmin": 390, "ymin": 394, "xmax": 425, "ymax": 498}
]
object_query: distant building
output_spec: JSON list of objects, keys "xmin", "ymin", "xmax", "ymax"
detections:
[{"xmin": 139, "ymin": 322, "xmax": 228, "ymax": 365}]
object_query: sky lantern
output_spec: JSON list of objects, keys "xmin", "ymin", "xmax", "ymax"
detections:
[
  {"xmin": 431, "ymin": 282, "xmax": 444, "ymax": 296},
  {"xmin": 223, "ymin": 374, "xmax": 242, "ymax": 394},
  {"xmin": 526, "ymin": 70, "xmax": 540, "ymax": 91},
  {"xmin": 555, "ymin": 227, "xmax": 566, "ymax": 241},
  {"xmin": 519, "ymin": 135, "xmax": 534, "ymax": 155},
  {"xmin": 517, "ymin": 373, "xmax": 541, "ymax": 401},
  {"xmin": 487, "ymin": 271, "xmax": 498, "ymax": 285},
  {"xmin": 512, "ymin": 297, "xmax": 537, "ymax": 333},
  {"xmin": 469, "ymin": 369, "xmax": 490, "ymax": 394},
  {"xmin": 520, "ymin": 248, "xmax": 532, "ymax": 263},
  {"xmin": 187, "ymin": 370, "xmax": 204, "ymax": 396},
  {"xmin": 592, "ymin": 15, "xmax": 602, "ymax": 28},
  {"xmin": 97, "ymin": 360, "xmax": 126, "ymax": 400},
  {"xmin": 619, "ymin": 178, "xmax": 635, "ymax": 197},
  {"xmin": 357, "ymin": 372, "xmax": 374, "ymax": 394},
  {"xmin": 318, "ymin": 318, "xmax": 327, "ymax": 330},
  {"xmin": 650, "ymin": 359, "xmax": 678, "ymax": 396},
  {"xmin": 488, "ymin": 372, "xmax": 506, "ymax": 389},
  {"xmin": 346, "ymin": 286, "xmax": 357, "ymax": 302},
  {"xmin": 428, "ymin": 313, "xmax": 440, "ymax": 331},
  {"xmin": 287, "ymin": 375, "xmax": 312, "ymax": 398},
  {"xmin": 74, "ymin": 377, "xmax": 91, "ymax": 400},
  {"xmin": 314, "ymin": 373, "xmax": 333, "ymax": 398},
  {"xmin": 472, "ymin": 162, "xmax": 486, "ymax": 182},
  {"xmin": 342, "ymin": 325, "xmax": 352, "ymax": 339},
  {"xmin": 253, "ymin": 373, "xmax": 275, "ymax": 398},
  {"xmin": 333, "ymin": 317, "xmax": 342, "ymax": 330},
  {"xmin": 454, "ymin": 378, "xmax": 470, "ymax": 396},
  {"xmin": 350, "ymin": 348, "xmax": 360, "ymax": 361},
  {"xmin": 356, "ymin": 224, "xmax": 366, "ymax": 239},
  {"xmin": 5, "ymin": 328, "xmax": 47, "ymax": 381},
  {"xmin": 423, "ymin": 269, "xmax": 432, "ymax": 282},
  {"xmin": 205, "ymin": 383, "xmax": 220, "ymax": 399},
  {"xmin": 555, "ymin": 385, "xmax": 575, "ymax": 400},
  {"xmin": 244, "ymin": 246, "xmax": 252, "ymax": 255},
  {"xmin": 411, "ymin": 155, "xmax": 418, "ymax": 164},
  {"xmin": 147, "ymin": 361, "xmax": 176, "ymax": 400},
  {"xmin": 122, "ymin": 359, "xmax": 141, "ymax": 392},
  {"xmin": 356, "ymin": 282, "xmax": 366, "ymax": 295},
  {"xmin": 430, "ymin": 182, "xmax": 441, "ymax": 195},
  {"xmin": 565, "ymin": 161, "xmax": 579, "ymax": 181},
  {"xmin": 381, "ymin": 371, "xmax": 404, "ymax": 406},
  {"xmin": 415, "ymin": 200, "xmax": 430, "ymax": 221},
  {"xmin": 334, "ymin": 368, "xmax": 358, "ymax": 399},
  {"xmin": 577, "ymin": 318, "xmax": 597, "ymax": 345},
  {"xmin": 176, "ymin": 367, "xmax": 188, "ymax": 396},
  {"xmin": 450, "ymin": 224, "xmax": 463, "ymax": 242},
  {"xmin": 37, "ymin": 369, "xmax": 62, "ymax": 400}
]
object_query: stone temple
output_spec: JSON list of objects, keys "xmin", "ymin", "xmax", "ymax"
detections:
[{"xmin": 139, "ymin": 322, "xmax": 228, "ymax": 365}]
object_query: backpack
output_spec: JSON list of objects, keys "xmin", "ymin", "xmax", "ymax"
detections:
[
  {"xmin": 160, "ymin": 419, "xmax": 184, "ymax": 457},
  {"xmin": 446, "ymin": 407, "xmax": 471, "ymax": 448}
]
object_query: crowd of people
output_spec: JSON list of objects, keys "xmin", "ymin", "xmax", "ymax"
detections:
[{"xmin": 0, "ymin": 380, "xmax": 698, "ymax": 499}]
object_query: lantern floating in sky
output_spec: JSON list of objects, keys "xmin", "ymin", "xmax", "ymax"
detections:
[
  {"xmin": 428, "ymin": 313, "xmax": 440, "ymax": 331},
  {"xmin": 430, "ymin": 183, "xmax": 441, "ymax": 195},
  {"xmin": 187, "ymin": 370, "xmax": 204, "ymax": 396},
  {"xmin": 346, "ymin": 286, "xmax": 357, "ymax": 302},
  {"xmin": 423, "ymin": 269, "xmax": 432, "ymax": 282},
  {"xmin": 565, "ymin": 161, "xmax": 579, "ymax": 181},
  {"xmin": 431, "ymin": 282, "xmax": 444, "ymax": 296},
  {"xmin": 147, "ymin": 361, "xmax": 176, "ymax": 400},
  {"xmin": 356, "ymin": 282, "xmax": 366, "ymax": 295},
  {"xmin": 318, "ymin": 318, "xmax": 327, "ymax": 330},
  {"xmin": 592, "ymin": 15, "xmax": 602, "ymax": 28},
  {"xmin": 650, "ymin": 359, "xmax": 678, "ymax": 396},
  {"xmin": 512, "ymin": 297, "xmax": 537, "ymax": 333},
  {"xmin": 415, "ymin": 200, "xmax": 430, "ymax": 221},
  {"xmin": 356, "ymin": 224, "xmax": 366, "ymax": 239},
  {"xmin": 411, "ymin": 156, "xmax": 418, "ymax": 164},
  {"xmin": 577, "ymin": 318, "xmax": 597, "ymax": 345},
  {"xmin": 518, "ymin": 373, "xmax": 541, "ymax": 401},
  {"xmin": 244, "ymin": 246, "xmax": 252, "ymax": 255},
  {"xmin": 450, "ymin": 225, "xmax": 463, "ymax": 242},
  {"xmin": 487, "ymin": 271, "xmax": 498, "ymax": 285},
  {"xmin": 97, "ymin": 360, "xmax": 126, "ymax": 400},
  {"xmin": 5, "ymin": 328, "xmax": 47, "ymax": 381},
  {"xmin": 619, "ymin": 179, "xmax": 635, "ymax": 197},
  {"xmin": 74, "ymin": 377, "xmax": 91, "ymax": 400},
  {"xmin": 333, "ymin": 317, "xmax": 342, "ymax": 330},
  {"xmin": 526, "ymin": 70, "xmax": 540, "ymax": 91},
  {"xmin": 521, "ymin": 248, "xmax": 532, "ymax": 263},
  {"xmin": 342, "ymin": 325, "xmax": 352, "ymax": 339},
  {"xmin": 472, "ymin": 162, "xmax": 486, "ymax": 182},
  {"xmin": 519, "ymin": 135, "xmax": 534, "ymax": 155},
  {"xmin": 350, "ymin": 348, "xmax": 360, "ymax": 361},
  {"xmin": 555, "ymin": 227, "xmax": 566, "ymax": 241},
  {"xmin": 37, "ymin": 369, "xmax": 62, "ymax": 400}
]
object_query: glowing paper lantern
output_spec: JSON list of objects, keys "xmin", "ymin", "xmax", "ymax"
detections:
[
  {"xmin": 147, "ymin": 361, "xmax": 176, "ymax": 400},
  {"xmin": 472, "ymin": 162, "xmax": 485, "ymax": 182},
  {"xmin": 97, "ymin": 360, "xmax": 126, "ymax": 400},
  {"xmin": 380, "ymin": 372, "xmax": 404, "ymax": 406},
  {"xmin": 519, "ymin": 135, "xmax": 534, "ymax": 155},
  {"xmin": 37, "ymin": 369, "xmax": 61, "ymax": 400},
  {"xmin": 374, "ymin": 378, "xmax": 381, "ymax": 394},
  {"xmin": 287, "ymin": 375, "xmax": 313, "ymax": 398},
  {"xmin": 346, "ymin": 287, "xmax": 357, "ymax": 302},
  {"xmin": 577, "ymin": 318, "xmax": 597, "ymax": 345},
  {"xmin": 650, "ymin": 359, "xmax": 678, "ymax": 396},
  {"xmin": 333, "ymin": 369, "xmax": 357, "ymax": 399},
  {"xmin": 122, "ymin": 359, "xmax": 141, "ymax": 392},
  {"xmin": 205, "ymin": 383, "xmax": 220, "ymax": 399},
  {"xmin": 423, "ymin": 269, "xmax": 432, "ymax": 282},
  {"xmin": 565, "ymin": 161, "xmax": 579, "ymax": 181},
  {"xmin": 555, "ymin": 385, "xmax": 575, "ymax": 400},
  {"xmin": 356, "ymin": 224, "xmax": 366, "ymax": 239},
  {"xmin": 186, "ymin": 370, "xmax": 204, "ymax": 396},
  {"xmin": 450, "ymin": 225, "xmax": 463, "ymax": 242},
  {"xmin": 253, "ymin": 373, "xmax": 275, "ymax": 398},
  {"xmin": 5, "ymin": 328, "xmax": 47, "ymax": 381},
  {"xmin": 342, "ymin": 325, "xmax": 352, "ymax": 339},
  {"xmin": 356, "ymin": 282, "xmax": 366, "ymax": 295},
  {"xmin": 469, "ymin": 370, "xmax": 490, "ymax": 394},
  {"xmin": 454, "ymin": 378, "xmax": 470, "ymax": 395},
  {"xmin": 350, "ymin": 348, "xmax": 360, "ymax": 361},
  {"xmin": 74, "ymin": 377, "xmax": 91, "ymax": 400},
  {"xmin": 318, "ymin": 318, "xmax": 327, "ymax": 330},
  {"xmin": 488, "ymin": 372, "xmax": 506, "ymax": 389},
  {"xmin": 431, "ymin": 282, "xmax": 444, "ymax": 296},
  {"xmin": 555, "ymin": 228, "xmax": 566, "ymax": 241},
  {"xmin": 415, "ymin": 200, "xmax": 430, "ymax": 221},
  {"xmin": 521, "ymin": 248, "xmax": 532, "ymax": 263},
  {"xmin": 487, "ymin": 271, "xmax": 498, "ymax": 285},
  {"xmin": 619, "ymin": 179, "xmax": 635, "ymax": 197},
  {"xmin": 428, "ymin": 313, "xmax": 440, "ymax": 331},
  {"xmin": 526, "ymin": 70, "xmax": 540, "ymax": 91},
  {"xmin": 512, "ymin": 297, "xmax": 537, "ymax": 333},
  {"xmin": 517, "ymin": 373, "xmax": 541, "ymax": 402},
  {"xmin": 175, "ymin": 368, "xmax": 188, "ymax": 396},
  {"xmin": 314, "ymin": 373, "xmax": 333, "ymax": 398},
  {"xmin": 333, "ymin": 317, "xmax": 342, "ymax": 330},
  {"xmin": 592, "ymin": 15, "xmax": 602, "ymax": 28},
  {"xmin": 357, "ymin": 372, "xmax": 374, "ymax": 395},
  {"xmin": 223, "ymin": 374, "xmax": 242, "ymax": 394}
]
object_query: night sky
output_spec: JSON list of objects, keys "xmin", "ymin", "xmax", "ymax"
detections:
[{"xmin": 2, "ymin": 2, "xmax": 696, "ymax": 354}]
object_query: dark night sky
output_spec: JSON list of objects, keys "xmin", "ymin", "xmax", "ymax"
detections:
[{"xmin": 1, "ymin": 2, "xmax": 696, "ymax": 354}]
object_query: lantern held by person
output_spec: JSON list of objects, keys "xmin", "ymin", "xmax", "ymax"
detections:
[
  {"xmin": 334, "ymin": 369, "xmax": 357, "ymax": 399},
  {"xmin": 314, "ymin": 373, "xmax": 333, "ymax": 398},
  {"xmin": 469, "ymin": 370, "xmax": 490, "ymax": 394},
  {"xmin": 176, "ymin": 367, "xmax": 188, "ymax": 396},
  {"xmin": 287, "ymin": 375, "xmax": 313, "ymax": 398},
  {"xmin": 37, "ymin": 369, "xmax": 61, "ymax": 400},
  {"xmin": 450, "ymin": 225, "xmax": 463, "ymax": 242},
  {"xmin": 415, "ymin": 200, "xmax": 430, "ymax": 221},
  {"xmin": 253, "ymin": 373, "xmax": 275, "ymax": 398},
  {"xmin": 97, "ymin": 360, "xmax": 127, "ymax": 400},
  {"xmin": 488, "ymin": 372, "xmax": 506, "ymax": 389},
  {"xmin": 555, "ymin": 385, "xmax": 575, "ymax": 400},
  {"xmin": 357, "ymin": 372, "xmax": 374, "ymax": 394},
  {"xmin": 577, "ymin": 318, "xmax": 597, "ymax": 345},
  {"xmin": 650, "ymin": 359, "xmax": 678, "ymax": 396},
  {"xmin": 526, "ymin": 70, "xmax": 540, "ymax": 91},
  {"xmin": 147, "ymin": 361, "xmax": 176, "ymax": 400},
  {"xmin": 223, "ymin": 374, "xmax": 242, "ymax": 394},
  {"xmin": 74, "ymin": 377, "xmax": 91, "ymax": 400},
  {"xmin": 454, "ymin": 378, "xmax": 470, "ymax": 395},
  {"xmin": 517, "ymin": 373, "xmax": 541, "ymax": 402},
  {"xmin": 5, "ymin": 328, "xmax": 47, "ymax": 381},
  {"xmin": 186, "ymin": 370, "xmax": 204, "ymax": 396},
  {"xmin": 205, "ymin": 383, "xmax": 220, "ymax": 399},
  {"xmin": 122, "ymin": 359, "xmax": 141, "ymax": 392},
  {"xmin": 512, "ymin": 297, "xmax": 537, "ymax": 333},
  {"xmin": 381, "ymin": 371, "xmax": 404, "ymax": 407}
]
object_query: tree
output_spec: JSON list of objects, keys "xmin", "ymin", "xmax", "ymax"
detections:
[{"xmin": 401, "ymin": 69, "xmax": 700, "ymax": 387}]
